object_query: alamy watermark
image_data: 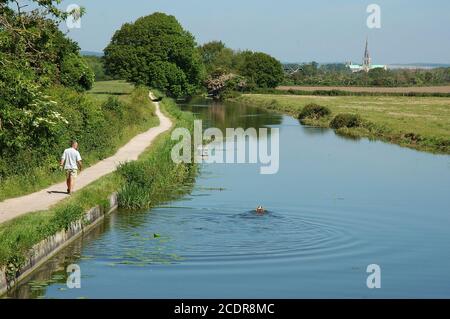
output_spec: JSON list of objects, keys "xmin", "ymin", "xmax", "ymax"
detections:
[
  {"xmin": 66, "ymin": 264, "xmax": 81, "ymax": 289},
  {"xmin": 171, "ymin": 120, "xmax": 280, "ymax": 175},
  {"xmin": 367, "ymin": 4, "xmax": 381, "ymax": 29},
  {"xmin": 66, "ymin": 4, "xmax": 82, "ymax": 29},
  {"xmin": 366, "ymin": 264, "xmax": 381, "ymax": 289}
]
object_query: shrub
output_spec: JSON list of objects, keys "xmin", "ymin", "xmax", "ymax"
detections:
[
  {"xmin": 330, "ymin": 113, "xmax": 362, "ymax": 129},
  {"xmin": 298, "ymin": 103, "xmax": 331, "ymax": 120},
  {"xmin": 60, "ymin": 53, "xmax": 95, "ymax": 91},
  {"xmin": 103, "ymin": 96, "xmax": 124, "ymax": 114}
]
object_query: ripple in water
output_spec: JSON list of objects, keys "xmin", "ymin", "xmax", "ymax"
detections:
[{"xmin": 81, "ymin": 205, "xmax": 367, "ymax": 267}]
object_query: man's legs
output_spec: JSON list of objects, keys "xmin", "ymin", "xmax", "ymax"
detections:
[
  {"xmin": 69, "ymin": 174, "xmax": 75, "ymax": 194},
  {"xmin": 65, "ymin": 170, "xmax": 75, "ymax": 194},
  {"xmin": 66, "ymin": 171, "xmax": 71, "ymax": 193}
]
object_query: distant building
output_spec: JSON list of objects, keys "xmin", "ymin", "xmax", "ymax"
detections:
[{"xmin": 346, "ymin": 38, "xmax": 387, "ymax": 73}]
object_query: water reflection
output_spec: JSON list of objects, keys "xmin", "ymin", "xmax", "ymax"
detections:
[{"xmin": 179, "ymin": 97, "xmax": 283, "ymax": 134}]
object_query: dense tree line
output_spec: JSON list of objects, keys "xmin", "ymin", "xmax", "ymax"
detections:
[
  {"xmin": 284, "ymin": 62, "xmax": 450, "ymax": 87},
  {"xmin": 103, "ymin": 15, "xmax": 285, "ymax": 100}
]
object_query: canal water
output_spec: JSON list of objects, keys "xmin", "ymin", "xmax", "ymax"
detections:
[{"xmin": 6, "ymin": 98, "xmax": 450, "ymax": 298}]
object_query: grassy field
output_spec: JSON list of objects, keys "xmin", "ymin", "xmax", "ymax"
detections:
[
  {"xmin": 0, "ymin": 95, "xmax": 196, "ymax": 284},
  {"xmin": 277, "ymin": 85, "xmax": 450, "ymax": 94},
  {"xmin": 87, "ymin": 80, "xmax": 135, "ymax": 103},
  {"xmin": 236, "ymin": 94, "xmax": 450, "ymax": 154},
  {"xmin": 0, "ymin": 81, "xmax": 158, "ymax": 201}
]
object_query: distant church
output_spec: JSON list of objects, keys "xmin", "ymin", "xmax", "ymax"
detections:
[{"xmin": 346, "ymin": 38, "xmax": 387, "ymax": 73}]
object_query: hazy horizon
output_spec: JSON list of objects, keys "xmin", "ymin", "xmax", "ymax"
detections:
[{"xmin": 61, "ymin": 0, "xmax": 450, "ymax": 64}]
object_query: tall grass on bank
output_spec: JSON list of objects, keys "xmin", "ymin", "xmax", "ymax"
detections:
[
  {"xmin": 0, "ymin": 93, "xmax": 196, "ymax": 287},
  {"xmin": 0, "ymin": 81, "xmax": 157, "ymax": 201},
  {"xmin": 117, "ymin": 95, "xmax": 197, "ymax": 209}
]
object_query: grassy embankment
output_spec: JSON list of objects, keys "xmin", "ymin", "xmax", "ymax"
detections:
[
  {"xmin": 0, "ymin": 80, "xmax": 158, "ymax": 201},
  {"xmin": 0, "ymin": 88, "xmax": 196, "ymax": 284},
  {"xmin": 236, "ymin": 94, "xmax": 450, "ymax": 154}
]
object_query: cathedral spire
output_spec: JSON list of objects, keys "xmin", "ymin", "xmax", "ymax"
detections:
[{"xmin": 363, "ymin": 37, "xmax": 372, "ymax": 69}]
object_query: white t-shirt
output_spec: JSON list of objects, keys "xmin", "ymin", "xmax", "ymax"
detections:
[{"xmin": 61, "ymin": 148, "xmax": 82, "ymax": 170}]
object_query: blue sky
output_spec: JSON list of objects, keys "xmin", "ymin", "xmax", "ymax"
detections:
[{"xmin": 60, "ymin": 0, "xmax": 450, "ymax": 64}]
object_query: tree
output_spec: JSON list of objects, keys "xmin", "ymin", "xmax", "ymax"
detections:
[
  {"xmin": 0, "ymin": 1, "xmax": 93, "ymax": 90},
  {"xmin": 204, "ymin": 68, "xmax": 247, "ymax": 100},
  {"xmin": 104, "ymin": 12, "xmax": 204, "ymax": 98},
  {"xmin": 198, "ymin": 41, "xmax": 235, "ymax": 73},
  {"xmin": 238, "ymin": 51, "xmax": 284, "ymax": 88},
  {"xmin": 199, "ymin": 41, "xmax": 226, "ymax": 66}
]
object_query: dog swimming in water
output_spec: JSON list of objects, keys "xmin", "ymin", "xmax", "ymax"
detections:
[{"xmin": 255, "ymin": 206, "xmax": 265, "ymax": 214}]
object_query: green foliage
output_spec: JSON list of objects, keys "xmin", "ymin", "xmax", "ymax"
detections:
[
  {"xmin": 48, "ymin": 204, "xmax": 84, "ymax": 233},
  {"xmin": 83, "ymin": 55, "xmax": 112, "ymax": 81},
  {"xmin": 0, "ymin": 0, "xmax": 97, "ymax": 187},
  {"xmin": 60, "ymin": 53, "xmax": 95, "ymax": 91},
  {"xmin": 104, "ymin": 12, "xmax": 204, "ymax": 98},
  {"xmin": 199, "ymin": 41, "xmax": 236, "ymax": 74},
  {"xmin": 298, "ymin": 103, "xmax": 331, "ymax": 120},
  {"xmin": 0, "ymin": 8, "xmax": 93, "ymax": 90},
  {"xmin": 329, "ymin": 113, "xmax": 362, "ymax": 129},
  {"xmin": 199, "ymin": 41, "xmax": 284, "ymax": 95},
  {"xmin": 102, "ymin": 96, "xmax": 123, "ymax": 114},
  {"xmin": 238, "ymin": 51, "xmax": 284, "ymax": 88},
  {"xmin": 0, "ymin": 83, "xmax": 157, "ymax": 201},
  {"xmin": 204, "ymin": 68, "xmax": 247, "ymax": 100},
  {"xmin": 0, "ymin": 60, "xmax": 68, "ymax": 157},
  {"xmin": 0, "ymin": 203, "xmax": 85, "ymax": 282}
]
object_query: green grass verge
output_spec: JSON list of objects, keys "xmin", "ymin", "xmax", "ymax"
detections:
[
  {"xmin": 0, "ymin": 81, "xmax": 158, "ymax": 201},
  {"xmin": 235, "ymin": 94, "xmax": 450, "ymax": 154},
  {"xmin": 0, "ymin": 93, "xmax": 196, "ymax": 286}
]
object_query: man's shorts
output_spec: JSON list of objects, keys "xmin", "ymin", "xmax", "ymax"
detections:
[{"xmin": 66, "ymin": 169, "xmax": 78, "ymax": 178}]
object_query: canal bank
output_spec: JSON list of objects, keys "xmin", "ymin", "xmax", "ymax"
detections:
[
  {"xmin": 0, "ymin": 93, "xmax": 197, "ymax": 296},
  {"xmin": 0, "ymin": 193, "xmax": 118, "ymax": 296},
  {"xmin": 234, "ymin": 94, "xmax": 450, "ymax": 154}
]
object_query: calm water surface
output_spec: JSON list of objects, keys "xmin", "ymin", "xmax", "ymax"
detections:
[{"xmin": 6, "ymin": 98, "xmax": 450, "ymax": 298}]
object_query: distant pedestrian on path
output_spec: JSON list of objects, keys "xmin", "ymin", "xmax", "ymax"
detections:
[{"xmin": 60, "ymin": 140, "xmax": 82, "ymax": 195}]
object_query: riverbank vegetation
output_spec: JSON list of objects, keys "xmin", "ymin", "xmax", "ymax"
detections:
[
  {"xmin": 236, "ymin": 94, "xmax": 450, "ymax": 154},
  {"xmin": 117, "ymin": 94, "xmax": 196, "ymax": 209},
  {"xmin": 0, "ymin": 81, "xmax": 158, "ymax": 201},
  {"xmin": 0, "ymin": 2, "xmax": 163, "ymax": 201},
  {"xmin": 0, "ymin": 95, "xmax": 196, "ymax": 285}
]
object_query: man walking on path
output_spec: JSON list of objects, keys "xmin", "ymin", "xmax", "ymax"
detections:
[{"xmin": 60, "ymin": 140, "xmax": 82, "ymax": 195}]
